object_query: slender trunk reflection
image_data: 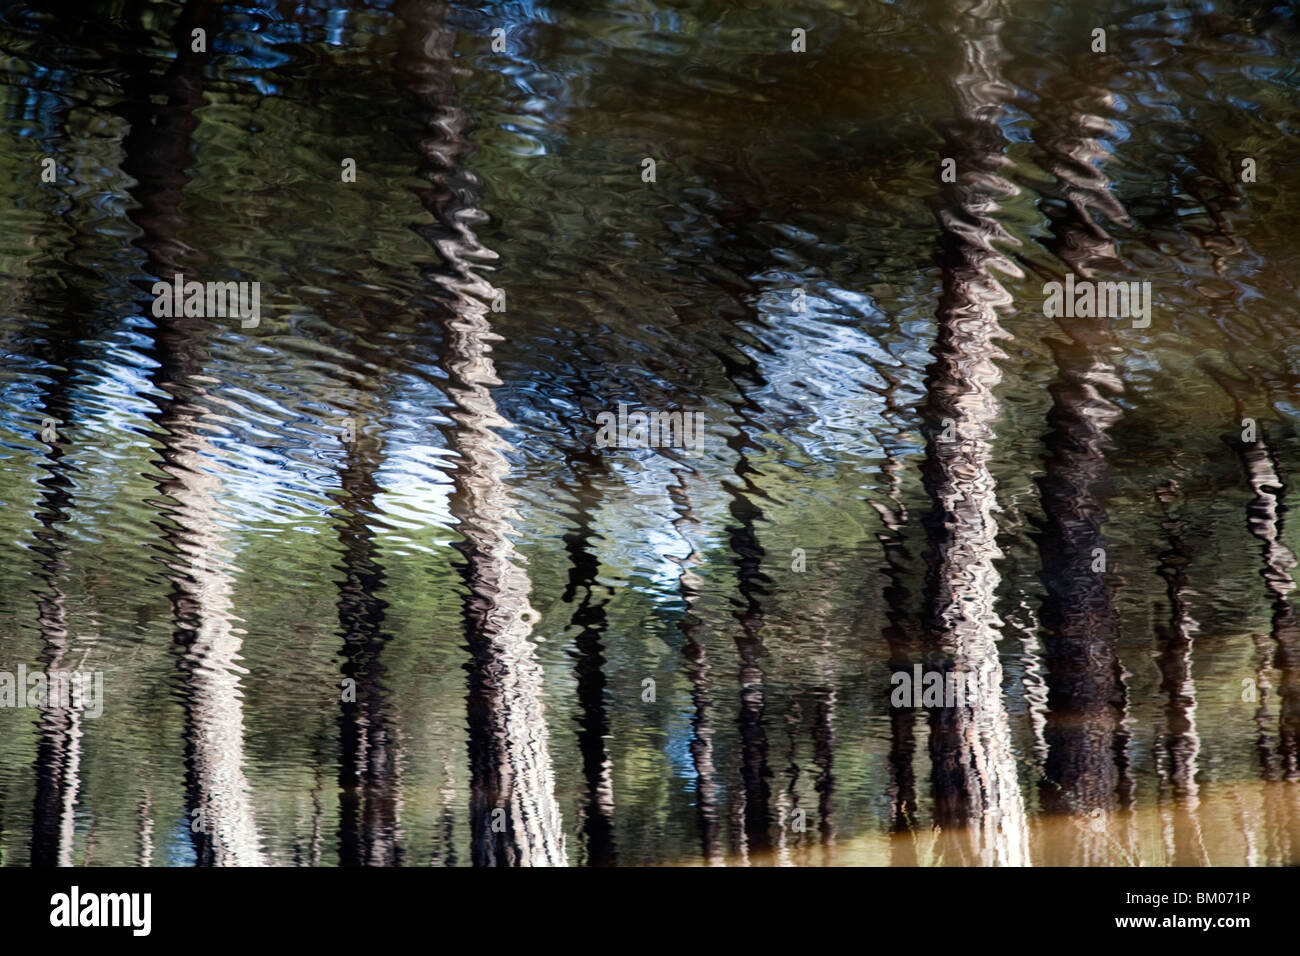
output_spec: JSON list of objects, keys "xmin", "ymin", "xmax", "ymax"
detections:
[
  {"xmin": 1153, "ymin": 483, "xmax": 1208, "ymax": 865},
  {"xmin": 333, "ymin": 416, "xmax": 402, "ymax": 867},
  {"xmin": 1243, "ymin": 434, "xmax": 1300, "ymax": 781},
  {"xmin": 121, "ymin": 0, "xmax": 264, "ymax": 866},
  {"xmin": 29, "ymin": 346, "xmax": 82, "ymax": 868},
  {"xmin": 1217, "ymin": 380, "xmax": 1300, "ymax": 782},
  {"xmin": 872, "ymin": 416, "xmax": 919, "ymax": 865},
  {"xmin": 558, "ymin": 438, "xmax": 617, "ymax": 866},
  {"xmin": 1195, "ymin": 165, "xmax": 1300, "ymax": 856},
  {"xmin": 805, "ymin": 591, "xmax": 838, "ymax": 864},
  {"xmin": 670, "ymin": 472, "xmax": 724, "ymax": 865},
  {"xmin": 920, "ymin": 0, "xmax": 1027, "ymax": 866},
  {"xmin": 26, "ymin": 60, "xmax": 100, "ymax": 871},
  {"xmin": 775, "ymin": 700, "xmax": 802, "ymax": 866},
  {"xmin": 396, "ymin": 0, "xmax": 565, "ymax": 866},
  {"xmin": 716, "ymin": 347, "xmax": 774, "ymax": 861}
]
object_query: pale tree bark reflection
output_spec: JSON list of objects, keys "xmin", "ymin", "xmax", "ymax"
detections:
[
  {"xmin": 920, "ymin": 0, "xmax": 1028, "ymax": 867},
  {"xmin": 395, "ymin": 0, "xmax": 566, "ymax": 866}
]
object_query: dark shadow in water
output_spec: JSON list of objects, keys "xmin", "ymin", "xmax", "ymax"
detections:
[
  {"xmin": 1031, "ymin": 325, "xmax": 1129, "ymax": 864},
  {"xmin": 810, "ymin": 666, "xmax": 836, "ymax": 862},
  {"xmin": 396, "ymin": 0, "xmax": 565, "ymax": 867},
  {"xmin": 713, "ymin": 344, "xmax": 774, "ymax": 862},
  {"xmin": 793, "ymin": 585, "xmax": 839, "ymax": 866},
  {"xmin": 870, "ymin": 398, "xmax": 919, "ymax": 866},
  {"xmin": 333, "ymin": 421, "xmax": 402, "ymax": 867},
  {"xmin": 557, "ymin": 409, "xmax": 617, "ymax": 867},
  {"xmin": 670, "ymin": 470, "xmax": 724, "ymax": 865}
]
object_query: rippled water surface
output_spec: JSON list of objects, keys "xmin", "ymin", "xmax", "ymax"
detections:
[{"xmin": 2, "ymin": 0, "xmax": 1300, "ymax": 866}]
